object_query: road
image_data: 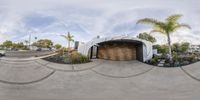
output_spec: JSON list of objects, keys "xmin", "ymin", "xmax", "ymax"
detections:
[
  {"xmin": 0, "ymin": 57, "xmax": 200, "ymax": 100},
  {"xmin": 4, "ymin": 51, "xmax": 54, "ymax": 58}
]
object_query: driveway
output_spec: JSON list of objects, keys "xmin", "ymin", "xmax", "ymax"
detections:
[{"xmin": 0, "ymin": 58, "xmax": 200, "ymax": 100}]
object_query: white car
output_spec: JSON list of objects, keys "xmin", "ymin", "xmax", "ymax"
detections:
[{"xmin": 0, "ymin": 50, "xmax": 6, "ymax": 56}]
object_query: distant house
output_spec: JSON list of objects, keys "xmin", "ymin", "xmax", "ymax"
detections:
[
  {"xmin": 29, "ymin": 45, "xmax": 51, "ymax": 51},
  {"xmin": 188, "ymin": 45, "xmax": 200, "ymax": 52},
  {"xmin": 74, "ymin": 41, "xmax": 85, "ymax": 50},
  {"xmin": 29, "ymin": 45, "xmax": 38, "ymax": 51},
  {"xmin": 78, "ymin": 35, "xmax": 153, "ymax": 62}
]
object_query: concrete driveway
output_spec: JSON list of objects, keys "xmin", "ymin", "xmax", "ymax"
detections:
[{"xmin": 0, "ymin": 58, "xmax": 200, "ymax": 100}]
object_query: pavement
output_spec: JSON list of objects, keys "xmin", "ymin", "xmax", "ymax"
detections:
[{"xmin": 0, "ymin": 57, "xmax": 200, "ymax": 100}]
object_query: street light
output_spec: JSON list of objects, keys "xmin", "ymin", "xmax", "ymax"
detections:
[
  {"xmin": 27, "ymin": 30, "xmax": 38, "ymax": 50},
  {"xmin": 29, "ymin": 32, "xmax": 31, "ymax": 49}
]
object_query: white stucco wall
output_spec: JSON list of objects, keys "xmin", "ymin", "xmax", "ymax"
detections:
[{"xmin": 78, "ymin": 35, "xmax": 153, "ymax": 62}]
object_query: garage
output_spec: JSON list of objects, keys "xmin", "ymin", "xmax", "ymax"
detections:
[
  {"xmin": 78, "ymin": 36, "xmax": 153, "ymax": 62},
  {"xmin": 97, "ymin": 41, "xmax": 137, "ymax": 61}
]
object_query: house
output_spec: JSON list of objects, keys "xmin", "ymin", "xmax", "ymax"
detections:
[
  {"xmin": 188, "ymin": 45, "xmax": 200, "ymax": 53},
  {"xmin": 78, "ymin": 35, "xmax": 153, "ymax": 62}
]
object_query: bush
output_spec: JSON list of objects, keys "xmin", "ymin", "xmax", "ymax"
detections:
[
  {"xmin": 44, "ymin": 51, "xmax": 90, "ymax": 64},
  {"xmin": 63, "ymin": 55, "xmax": 71, "ymax": 63},
  {"xmin": 80, "ymin": 54, "xmax": 89, "ymax": 63},
  {"xmin": 70, "ymin": 51, "xmax": 90, "ymax": 64},
  {"xmin": 150, "ymin": 57, "xmax": 158, "ymax": 65},
  {"xmin": 57, "ymin": 48, "xmax": 71, "ymax": 55},
  {"xmin": 188, "ymin": 54, "xmax": 197, "ymax": 62},
  {"xmin": 71, "ymin": 52, "xmax": 80, "ymax": 63},
  {"xmin": 172, "ymin": 52, "xmax": 178, "ymax": 63},
  {"xmin": 153, "ymin": 44, "xmax": 169, "ymax": 54}
]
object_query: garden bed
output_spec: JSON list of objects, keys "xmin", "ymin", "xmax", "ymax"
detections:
[
  {"xmin": 146, "ymin": 53, "xmax": 200, "ymax": 67},
  {"xmin": 43, "ymin": 51, "xmax": 91, "ymax": 64}
]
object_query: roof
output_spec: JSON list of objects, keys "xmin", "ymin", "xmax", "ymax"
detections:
[{"xmin": 78, "ymin": 35, "xmax": 153, "ymax": 61}]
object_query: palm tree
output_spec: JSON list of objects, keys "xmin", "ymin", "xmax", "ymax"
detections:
[
  {"xmin": 61, "ymin": 32, "xmax": 74, "ymax": 50},
  {"xmin": 137, "ymin": 14, "xmax": 191, "ymax": 60}
]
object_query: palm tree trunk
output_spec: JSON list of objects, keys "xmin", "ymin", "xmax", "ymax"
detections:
[
  {"xmin": 68, "ymin": 40, "xmax": 70, "ymax": 50},
  {"xmin": 167, "ymin": 33, "xmax": 172, "ymax": 60}
]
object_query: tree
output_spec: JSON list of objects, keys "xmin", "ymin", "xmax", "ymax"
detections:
[
  {"xmin": 180, "ymin": 42, "xmax": 190, "ymax": 53},
  {"xmin": 162, "ymin": 42, "xmax": 191, "ymax": 54},
  {"xmin": 0, "ymin": 44, "xmax": 2, "ymax": 48},
  {"xmin": 12, "ymin": 42, "xmax": 26, "ymax": 49},
  {"xmin": 32, "ymin": 39, "xmax": 53, "ymax": 48},
  {"xmin": 2, "ymin": 40, "xmax": 13, "ymax": 48},
  {"xmin": 61, "ymin": 32, "xmax": 74, "ymax": 49},
  {"xmin": 153, "ymin": 44, "xmax": 169, "ymax": 54},
  {"xmin": 172, "ymin": 43, "xmax": 180, "ymax": 52},
  {"xmin": 137, "ymin": 14, "xmax": 191, "ymax": 60},
  {"xmin": 137, "ymin": 32, "xmax": 156, "ymax": 43},
  {"xmin": 54, "ymin": 44, "xmax": 62, "ymax": 49},
  {"xmin": 172, "ymin": 42, "xmax": 190, "ymax": 53}
]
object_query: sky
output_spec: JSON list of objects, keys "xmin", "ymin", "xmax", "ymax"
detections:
[{"xmin": 0, "ymin": 0, "xmax": 200, "ymax": 46}]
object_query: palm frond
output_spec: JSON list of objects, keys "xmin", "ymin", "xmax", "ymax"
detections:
[
  {"xmin": 61, "ymin": 35, "xmax": 68, "ymax": 39},
  {"xmin": 136, "ymin": 18, "xmax": 161, "ymax": 25},
  {"xmin": 178, "ymin": 24, "xmax": 191, "ymax": 29},
  {"xmin": 149, "ymin": 29, "xmax": 166, "ymax": 34},
  {"xmin": 70, "ymin": 35, "xmax": 74, "ymax": 38},
  {"xmin": 71, "ymin": 39, "xmax": 75, "ymax": 42},
  {"xmin": 67, "ymin": 32, "xmax": 74, "ymax": 38},
  {"xmin": 137, "ymin": 18, "xmax": 166, "ymax": 31},
  {"xmin": 166, "ymin": 14, "xmax": 182, "ymax": 22},
  {"xmin": 154, "ymin": 23, "xmax": 166, "ymax": 30},
  {"xmin": 173, "ymin": 23, "xmax": 191, "ymax": 31}
]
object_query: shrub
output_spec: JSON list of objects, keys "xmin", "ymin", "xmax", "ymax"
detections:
[
  {"xmin": 63, "ymin": 55, "xmax": 71, "ymax": 64},
  {"xmin": 153, "ymin": 44, "xmax": 169, "ymax": 54},
  {"xmin": 188, "ymin": 54, "xmax": 197, "ymax": 62},
  {"xmin": 172, "ymin": 52, "xmax": 178, "ymax": 63},
  {"xmin": 150, "ymin": 57, "xmax": 158, "ymax": 65},
  {"xmin": 70, "ymin": 51, "xmax": 90, "ymax": 64},
  {"xmin": 80, "ymin": 54, "xmax": 89, "ymax": 63},
  {"xmin": 57, "ymin": 49, "xmax": 64, "ymax": 55},
  {"xmin": 44, "ymin": 50, "xmax": 90, "ymax": 64},
  {"xmin": 71, "ymin": 52, "xmax": 80, "ymax": 64},
  {"xmin": 57, "ymin": 48, "xmax": 71, "ymax": 55}
]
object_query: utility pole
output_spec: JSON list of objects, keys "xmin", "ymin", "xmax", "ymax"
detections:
[{"xmin": 29, "ymin": 32, "xmax": 31, "ymax": 49}]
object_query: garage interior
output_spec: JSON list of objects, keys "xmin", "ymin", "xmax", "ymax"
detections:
[{"xmin": 89, "ymin": 40, "xmax": 143, "ymax": 61}]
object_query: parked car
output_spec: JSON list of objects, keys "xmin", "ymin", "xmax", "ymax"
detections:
[
  {"xmin": 11, "ymin": 48, "xmax": 18, "ymax": 51},
  {"xmin": 36, "ymin": 48, "xmax": 42, "ymax": 51},
  {"xmin": 36, "ymin": 47, "xmax": 51, "ymax": 51},
  {"xmin": 0, "ymin": 49, "xmax": 6, "ymax": 56}
]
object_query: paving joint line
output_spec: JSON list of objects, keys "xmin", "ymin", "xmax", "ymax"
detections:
[
  {"xmin": 0, "ymin": 70, "xmax": 55, "ymax": 85},
  {"xmin": 90, "ymin": 66, "xmax": 155, "ymax": 78},
  {"xmin": 180, "ymin": 67, "xmax": 200, "ymax": 82},
  {"xmin": 0, "ymin": 60, "xmax": 56, "ymax": 85},
  {"xmin": 38, "ymin": 60, "xmax": 106, "ymax": 72}
]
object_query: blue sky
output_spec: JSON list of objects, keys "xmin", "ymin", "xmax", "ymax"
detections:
[{"xmin": 0, "ymin": 0, "xmax": 200, "ymax": 46}]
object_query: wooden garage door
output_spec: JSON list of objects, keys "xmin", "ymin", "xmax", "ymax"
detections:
[{"xmin": 98, "ymin": 43, "xmax": 136, "ymax": 61}]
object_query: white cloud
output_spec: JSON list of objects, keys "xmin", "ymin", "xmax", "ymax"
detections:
[{"xmin": 0, "ymin": 0, "xmax": 200, "ymax": 46}]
